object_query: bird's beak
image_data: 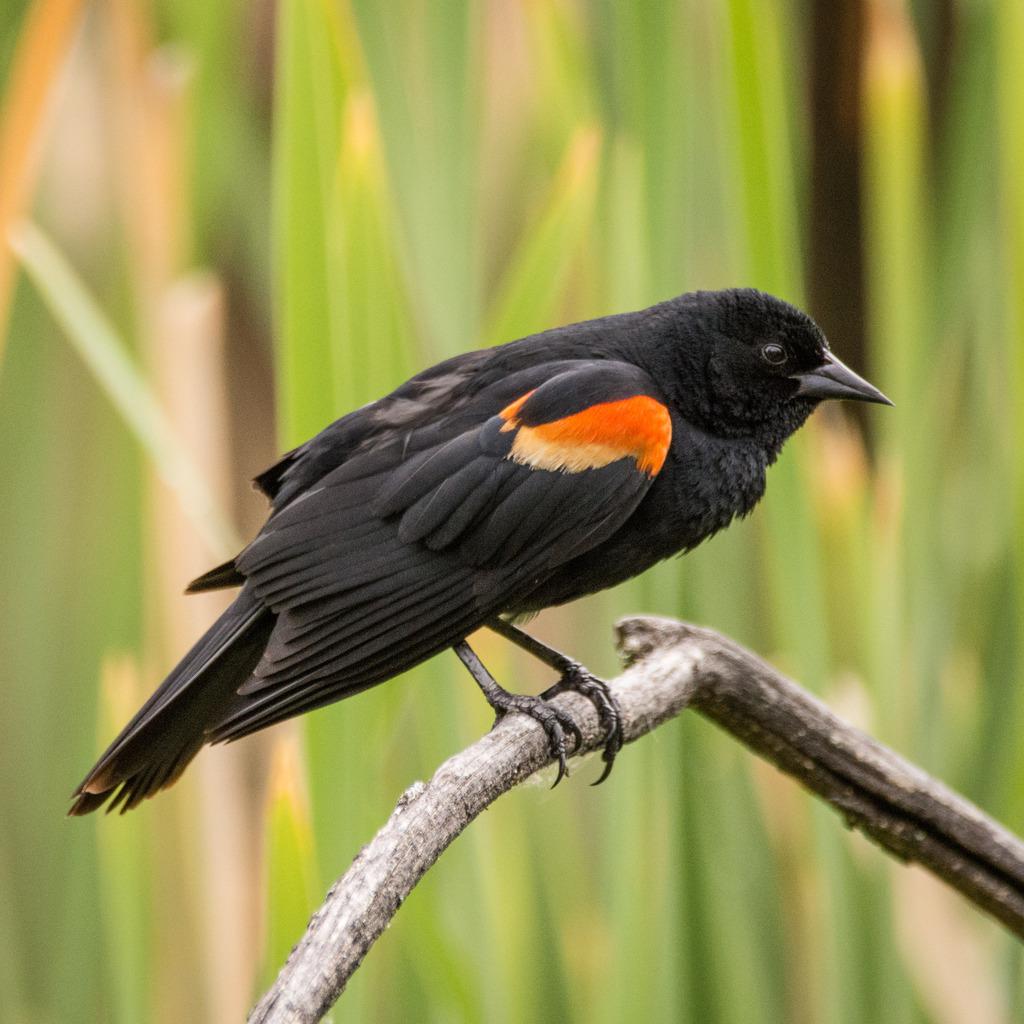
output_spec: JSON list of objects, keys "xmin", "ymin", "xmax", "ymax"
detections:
[{"xmin": 793, "ymin": 353, "xmax": 893, "ymax": 406}]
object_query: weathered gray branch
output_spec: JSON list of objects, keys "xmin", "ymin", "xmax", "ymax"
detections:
[{"xmin": 250, "ymin": 617, "xmax": 1024, "ymax": 1024}]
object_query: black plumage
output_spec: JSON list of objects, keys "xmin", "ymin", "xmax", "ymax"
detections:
[{"xmin": 70, "ymin": 288, "xmax": 890, "ymax": 814}]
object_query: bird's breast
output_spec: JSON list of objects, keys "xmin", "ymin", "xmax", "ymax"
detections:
[{"xmin": 508, "ymin": 425, "xmax": 769, "ymax": 612}]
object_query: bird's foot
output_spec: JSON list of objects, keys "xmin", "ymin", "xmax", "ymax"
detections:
[
  {"xmin": 541, "ymin": 665, "xmax": 624, "ymax": 785},
  {"xmin": 487, "ymin": 690, "xmax": 583, "ymax": 788},
  {"xmin": 454, "ymin": 641, "xmax": 583, "ymax": 787}
]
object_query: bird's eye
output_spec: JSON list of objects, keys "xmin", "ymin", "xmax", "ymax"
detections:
[{"xmin": 761, "ymin": 343, "xmax": 787, "ymax": 365}]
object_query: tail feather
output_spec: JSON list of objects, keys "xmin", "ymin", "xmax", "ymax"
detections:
[
  {"xmin": 185, "ymin": 558, "xmax": 245, "ymax": 593},
  {"xmin": 70, "ymin": 588, "xmax": 275, "ymax": 815}
]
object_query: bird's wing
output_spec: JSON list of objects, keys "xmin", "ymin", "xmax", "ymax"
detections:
[
  {"xmin": 251, "ymin": 347, "xmax": 500, "ymax": 511},
  {"xmin": 208, "ymin": 361, "xmax": 672, "ymax": 741}
]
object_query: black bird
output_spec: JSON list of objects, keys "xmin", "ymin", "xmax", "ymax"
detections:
[{"xmin": 70, "ymin": 288, "xmax": 890, "ymax": 814}]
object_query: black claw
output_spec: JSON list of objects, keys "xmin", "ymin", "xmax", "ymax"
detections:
[
  {"xmin": 478, "ymin": 623, "xmax": 629, "ymax": 784},
  {"xmin": 591, "ymin": 759, "xmax": 615, "ymax": 787},
  {"xmin": 550, "ymin": 733, "xmax": 569, "ymax": 788},
  {"xmin": 488, "ymin": 691, "xmax": 581, "ymax": 786},
  {"xmin": 456, "ymin": 638, "xmax": 618, "ymax": 786},
  {"xmin": 561, "ymin": 716, "xmax": 584, "ymax": 756},
  {"xmin": 542, "ymin": 665, "xmax": 624, "ymax": 783},
  {"xmin": 591, "ymin": 737, "xmax": 621, "ymax": 786}
]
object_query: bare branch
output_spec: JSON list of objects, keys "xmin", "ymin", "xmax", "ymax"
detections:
[{"xmin": 250, "ymin": 617, "xmax": 1024, "ymax": 1023}]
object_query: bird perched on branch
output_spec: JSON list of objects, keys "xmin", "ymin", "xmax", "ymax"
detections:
[{"xmin": 70, "ymin": 288, "xmax": 890, "ymax": 814}]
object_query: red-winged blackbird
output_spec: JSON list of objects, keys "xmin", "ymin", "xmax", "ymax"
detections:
[{"xmin": 70, "ymin": 288, "xmax": 890, "ymax": 814}]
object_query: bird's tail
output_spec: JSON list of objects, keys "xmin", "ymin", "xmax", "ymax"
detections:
[{"xmin": 69, "ymin": 587, "xmax": 275, "ymax": 815}]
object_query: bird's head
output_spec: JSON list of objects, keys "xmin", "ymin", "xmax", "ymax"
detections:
[{"xmin": 660, "ymin": 288, "xmax": 891, "ymax": 444}]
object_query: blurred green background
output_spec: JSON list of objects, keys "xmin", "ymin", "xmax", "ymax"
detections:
[{"xmin": 2, "ymin": 0, "xmax": 1023, "ymax": 1020}]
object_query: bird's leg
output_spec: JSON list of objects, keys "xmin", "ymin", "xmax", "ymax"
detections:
[
  {"xmin": 485, "ymin": 618, "xmax": 624, "ymax": 785},
  {"xmin": 453, "ymin": 641, "xmax": 582, "ymax": 787}
]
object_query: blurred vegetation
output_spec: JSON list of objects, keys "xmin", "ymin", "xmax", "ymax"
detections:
[{"xmin": 1, "ymin": 0, "xmax": 1022, "ymax": 1021}]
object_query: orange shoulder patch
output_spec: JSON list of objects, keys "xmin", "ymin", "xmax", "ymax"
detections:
[{"xmin": 499, "ymin": 394, "xmax": 671, "ymax": 476}]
